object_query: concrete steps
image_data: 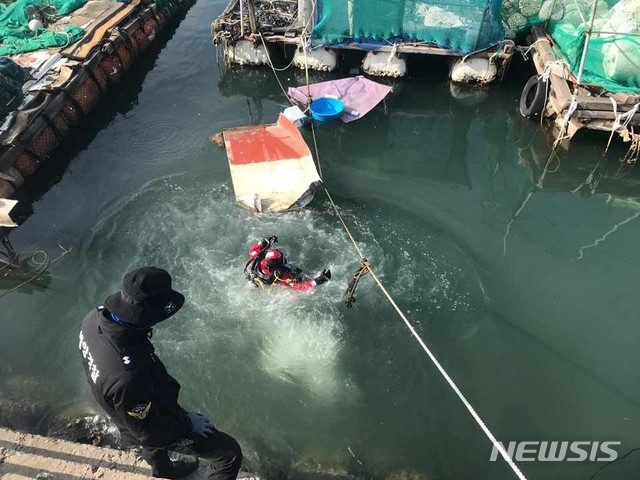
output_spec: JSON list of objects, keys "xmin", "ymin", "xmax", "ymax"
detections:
[{"xmin": 1, "ymin": 427, "xmax": 154, "ymax": 479}]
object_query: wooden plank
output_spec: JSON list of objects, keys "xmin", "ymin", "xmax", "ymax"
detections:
[
  {"xmin": 530, "ymin": 27, "xmax": 573, "ymax": 112},
  {"xmin": 532, "ymin": 53, "xmax": 572, "ymax": 112},
  {"xmin": 262, "ymin": 35, "xmax": 506, "ymax": 58},
  {"xmin": 61, "ymin": 1, "xmax": 125, "ymax": 57},
  {"xmin": 246, "ymin": 0, "xmax": 258, "ymax": 35},
  {"xmin": 566, "ymin": 116, "xmax": 583, "ymax": 139},
  {"xmin": 65, "ymin": 0, "xmax": 141, "ymax": 60},
  {"xmin": 574, "ymin": 109, "xmax": 640, "ymax": 122},
  {"xmin": 576, "ymin": 96, "xmax": 639, "ymax": 112},
  {"xmin": 531, "ymin": 26, "xmax": 640, "ymax": 113}
]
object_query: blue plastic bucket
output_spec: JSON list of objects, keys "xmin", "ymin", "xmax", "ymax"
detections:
[{"xmin": 310, "ymin": 97, "xmax": 344, "ymax": 122}]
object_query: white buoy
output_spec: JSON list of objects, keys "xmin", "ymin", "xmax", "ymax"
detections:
[
  {"xmin": 450, "ymin": 57, "xmax": 497, "ymax": 84},
  {"xmin": 28, "ymin": 19, "xmax": 44, "ymax": 32},
  {"xmin": 225, "ymin": 40, "xmax": 270, "ymax": 66},
  {"xmin": 293, "ymin": 46, "xmax": 337, "ymax": 72},
  {"xmin": 362, "ymin": 51, "xmax": 407, "ymax": 78}
]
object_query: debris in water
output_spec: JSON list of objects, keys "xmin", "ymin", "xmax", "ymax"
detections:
[
  {"xmin": 210, "ymin": 132, "xmax": 225, "ymax": 147},
  {"xmin": 222, "ymin": 114, "xmax": 321, "ymax": 212},
  {"xmin": 288, "ymin": 76, "xmax": 392, "ymax": 123},
  {"xmin": 0, "ymin": 198, "xmax": 17, "ymax": 228}
]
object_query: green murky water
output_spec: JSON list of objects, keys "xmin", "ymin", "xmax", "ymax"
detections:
[{"xmin": 1, "ymin": 1, "xmax": 640, "ymax": 479}]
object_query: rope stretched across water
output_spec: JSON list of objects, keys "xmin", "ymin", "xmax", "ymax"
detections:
[
  {"xmin": 258, "ymin": 28, "xmax": 528, "ymax": 479},
  {"xmin": 308, "ymin": 123, "xmax": 528, "ymax": 480}
]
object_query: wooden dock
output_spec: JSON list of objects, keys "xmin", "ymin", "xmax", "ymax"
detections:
[
  {"xmin": 0, "ymin": 0, "xmax": 195, "ymax": 200},
  {"xmin": 212, "ymin": 0, "xmax": 514, "ymax": 79},
  {"xmin": 261, "ymin": 31, "xmax": 514, "ymax": 59},
  {"xmin": 527, "ymin": 25, "xmax": 640, "ymax": 142}
]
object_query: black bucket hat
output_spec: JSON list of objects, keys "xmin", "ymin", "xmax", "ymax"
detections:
[{"xmin": 104, "ymin": 267, "xmax": 185, "ymax": 327}]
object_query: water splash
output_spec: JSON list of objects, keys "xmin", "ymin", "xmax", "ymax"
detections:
[{"xmin": 80, "ymin": 175, "xmax": 369, "ymax": 402}]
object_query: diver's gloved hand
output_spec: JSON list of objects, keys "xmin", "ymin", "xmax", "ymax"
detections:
[
  {"xmin": 315, "ymin": 269, "xmax": 331, "ymax": 285},
  {"xmin": 187, "ymin": 412, "xmax": 215, "ymax": 438},
  {"xmin": 268, "ymin": 234, "xmax": 278, "ymax": 244}
]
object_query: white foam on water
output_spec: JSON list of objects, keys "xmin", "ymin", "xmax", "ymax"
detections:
[
  {"xmin": 81, "ymin": 176, "xmax": 370, "ymax": 402},
  {"xmin": 80, "ymin": 175, "xmax": 486, "ymax": 409}
]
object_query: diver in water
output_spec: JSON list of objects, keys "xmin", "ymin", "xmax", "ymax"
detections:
[{"xmin": 245, "ymin": 235, "xmax": 331, "ymax": 291}]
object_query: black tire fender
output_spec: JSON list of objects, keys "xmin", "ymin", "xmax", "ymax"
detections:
[{"xmin": 519, "ymin": 75, "xmax": 547, "ymax": 119}]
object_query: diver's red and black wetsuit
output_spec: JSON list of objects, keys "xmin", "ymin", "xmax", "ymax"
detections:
[{"xmin": 247, "ymin": 240, "xmax": 317, "ymax": 291}]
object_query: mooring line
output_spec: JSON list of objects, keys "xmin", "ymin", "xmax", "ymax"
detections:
[
  {"xmin": 259, "ymin": 26, "xmax": 527, "ymax": 480},
  {"xmin": 308, "ymin": 124, "xmax": 527, "ymax": 480}
]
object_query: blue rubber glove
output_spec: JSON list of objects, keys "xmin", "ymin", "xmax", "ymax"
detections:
[{"xmin": 187, "ymin": 412, "xmax": 215, "ymax": 438}]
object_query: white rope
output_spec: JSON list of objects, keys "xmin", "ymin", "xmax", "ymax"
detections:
[
  {"xmin": 572, "ymin": 0, "xmax": 588, "ymax": 24},
  {"xmin": 605, "ymin": 98, "xmax": 640, "ymax": 154},
  {"xmin": 606, "ymin": 96, "xmax": 621, "ymax": 153},
  {"xmin": 255, "ymin": 16, "xmax": 528, "ymax": 476},
  {"xmin": 540, "ymin": 59, "xmax": 566, "ymax": 82},
  {"xmin": 259, "ymin": 32, "xmax": 296, "ymax": 106},
  {"xmin": 618, "ymin": 102, "xmax": 639, "ymax": 131},
  {"xmin": 517, "ymin": 38, "xmax": 549, "ymax": 61},
  {"xmin": 366, "ymin": 266, "xmax": 528, "ymax": 480},
  {"xmin": 550, "ymin": 94, "xmax": 578, "ymax": 150},
  {"xmin": 386, "ymin": 43, "xmax": 398, "ymax": 66},
  {"xmin": 257, "ymin": 0, "xmax": 319, "ymax": 105},
  {"xmin": 307, "ymin": 125, "xmax": 528, "ymax": 480}
]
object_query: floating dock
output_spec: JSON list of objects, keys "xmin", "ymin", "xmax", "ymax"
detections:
[
  {"xmin": 524, "ymin": 26, "xmax": 640, "ymax": 145},
  {"xmin": 211, "ymin": 0, "xmax": 514, "ymax": 81},
  {"xmin": 0, "ymin": 0, "xmax": 194, "ymax": 200}
]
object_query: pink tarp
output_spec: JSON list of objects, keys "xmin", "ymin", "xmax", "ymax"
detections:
[{"xmin": 287, "ymin": 76, "xmax": 392, "ymax": 123}]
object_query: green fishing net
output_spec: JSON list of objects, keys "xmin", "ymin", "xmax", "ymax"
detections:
[
  {"xmin": 312, "ymin": 0, "xmax": 504, "ymax": 54},
  {"xmin": 0, "ymin": 0, "xmax": 87, "ymax": 56},
  {"xmin": 503, "ymin": 0, "xmax": 640, "ymax": 93}
]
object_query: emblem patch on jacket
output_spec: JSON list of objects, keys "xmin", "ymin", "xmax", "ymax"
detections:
[
  {"xmin": 127, "ymin": 402, "xmax": 152, "ymax": 420},
  {"xmin": 164, "ymin": 301, "xmax": 176, "ymax": 314}
]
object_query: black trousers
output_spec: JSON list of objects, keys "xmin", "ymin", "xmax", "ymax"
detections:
[{"xmin": 141, "ymin": 430, "xmax": 242, "ymax": 480}]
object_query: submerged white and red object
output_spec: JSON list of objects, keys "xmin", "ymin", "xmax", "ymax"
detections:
[
  {"xmin": 0, "ymin": 198, "xmax": 17, "ymax": 228},
  {"xmin": 223, "ymin": 114, "xmax": 322, "ymax": 213}
]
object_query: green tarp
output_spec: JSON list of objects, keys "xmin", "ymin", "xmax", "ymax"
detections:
[
  {"xmin": 503, "ymin": 0, "xmax": 640, "ymax": 94},
  {"xmin": 312, "ymin": 0, "xmax": 504, "ymax": 54},
  {"xmin": 0, "ymin": 0, "xmax": 89, "ymax": 56}
]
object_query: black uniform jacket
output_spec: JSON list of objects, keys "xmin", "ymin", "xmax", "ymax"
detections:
[{"xmin": 79, "ymin": 307, "xmax": 192, "ymax": 448}]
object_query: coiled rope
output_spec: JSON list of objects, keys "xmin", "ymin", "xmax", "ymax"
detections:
[
  {"xmin": 0, "ymin": 243, "xmax": 71, "ymax": 298},
  {"xmin": 256, "ymin": 23, "xmax": 528, "ymax": 479}
]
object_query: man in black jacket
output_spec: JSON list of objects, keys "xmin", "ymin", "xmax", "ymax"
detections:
[{"xmin": 79, "ymin": 267, "xmax": 242, "ymax": 479}]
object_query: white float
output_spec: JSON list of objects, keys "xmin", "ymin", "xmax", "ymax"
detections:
[
  {"xmin": 450, "ymin": 57, "xmax": 498, "ymax": 84},
  {"xmin": 362, "ymin": 51, "xmax": 407, "ymax": 78},
  {"xmin": 293, "ymin": 46, "xmax": 337, "ymax": 72},
  {"xmin": 225, "ymin": 40, "xmax": 270, "ymax": 66}
]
